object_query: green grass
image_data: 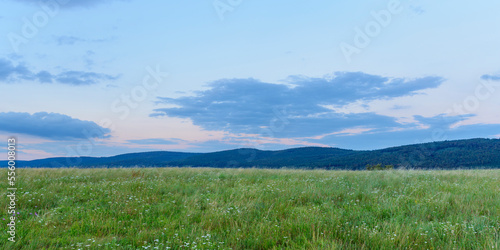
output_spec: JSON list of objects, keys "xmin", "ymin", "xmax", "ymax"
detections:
[{"xmin": 1, "ymin": 168, "xmax": 499, "ymax": 249}]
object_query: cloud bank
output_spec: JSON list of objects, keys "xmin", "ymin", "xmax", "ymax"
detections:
[{"xmin": 0, "ymin": 112, "xmax": 110, "ymax": 140}]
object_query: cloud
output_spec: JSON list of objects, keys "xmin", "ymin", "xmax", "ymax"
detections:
[
  {"xmin": 55, "ymin": 71, "xmax": 118, "ymax": 85},
  {"xmin": 413, "ymin": 114, "xmax": 469, "ymax": 129},
  {"xmin": 0, "ymin": 57, "xmax": 118, "ymax": 85},
  {"xmin": 35, "ymin": 71, "xmax": 53, "ymax": 83},
  {"xmin": 0, "ymin": 59, "xmax": 32, "ymax": 81},
  {"xmin": 409, "ymin": 5, "xmax": 425, "ymax": 15},
  {"xmin": 481, "ymin": 74, "xmax": 500, "ymax": 81},
  {"xmin": 153, "ymin": 72, "xmax": 444, "ymax": 138},
  {"xmin": 55, "ymin": 35, "xmax": 114, "ymax": 45},
  {"xmin": 312, "ymin": 114, "xmax": 500, "ymax": 150},
  {"xmin": 15, "ymin": 0, "xmax": 130, "ymax": 9},
  {"xmin": 8, "ymin": 140, "xmax": 162, "ymax": 160},
  {"xmin": 0, "ymin": 112, "xmax": 110, "ymax": 140},
  {"xmin": 127, "ymin": 138, "xmax": 184, "ymax": 145},
  {"xmin": 56, "ymin": 35, "xmax": 86, "ymax": 45},
  {"xmin": 84, "ymin": 50, "xmax": 96, "ymax": 68}
]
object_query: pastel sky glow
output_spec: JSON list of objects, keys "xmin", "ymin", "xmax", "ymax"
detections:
[{"xmin": 1, "ymin": 0, "xmax": 500, "ymax": 160}]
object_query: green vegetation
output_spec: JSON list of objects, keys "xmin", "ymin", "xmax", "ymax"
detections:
[
  {"xmin": 1, "ymin": 168, "xmax": 499, "ymax": 249},
  {"xmin": 366, "ymin": 164, "xmax": 394, "ymax": 171}
]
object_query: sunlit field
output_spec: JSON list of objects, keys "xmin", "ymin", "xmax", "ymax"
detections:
[{"xmin": 1, "ymin": 168, "xmax": 499, "ymax": 249}]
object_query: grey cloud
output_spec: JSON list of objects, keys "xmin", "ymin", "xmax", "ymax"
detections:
[
  {"xmin": 0, "ymin": 58, "xmax": 118, "ymax": 85},
  {"xmin": 0, "ymin": 112, "xmax": 111, "ymax": 140},
  {"xmin": 153, "ymin": 72, "xmax": 444, "ymax": 138},
  {"xmin": 0, "ymin": 59, "xmax": 33, "ymax": 81}
]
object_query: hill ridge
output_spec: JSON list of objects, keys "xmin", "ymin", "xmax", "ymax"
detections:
[{"xmin": 3, "ymin": 138, "xmax": 500, "ymax": 169}]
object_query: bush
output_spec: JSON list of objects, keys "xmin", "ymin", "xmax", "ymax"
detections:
[{"xmin": 366, "ymin": 164, "xmax": 394, "ymax": 171}]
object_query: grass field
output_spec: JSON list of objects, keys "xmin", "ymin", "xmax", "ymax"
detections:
[{"xmin": 1, "ymin": 168, "xmax": 499, "ymax": 249}]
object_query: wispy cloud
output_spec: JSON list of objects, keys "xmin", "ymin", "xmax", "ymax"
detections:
[
  {"xmin": 481, "ymin": 74, "xmax": 500, "ymax": 81},
  {"xmin": 0, "ymin": 58, "xmax": 118, "ymax": 85},
  {"xmin": 55, "ymin": 71, "xmax": 118, "ymax": 85},
  {"xmin": 409, "ymin": 5, "xmax": 425, "ymax": 15},
  {"xmin": 127, "ymin": 138, "xmax": 185, "ymax": 145},
  {"xmin": 0, "ymin": 112, "xmax": 111, "ymax": 140},
  {"xmin": 55, "ymin": 35, "xmax": 114, "ymax": 45},
  {"xmin": 15, "ymin": 0, "xmax": 130, "ymax": 9}
]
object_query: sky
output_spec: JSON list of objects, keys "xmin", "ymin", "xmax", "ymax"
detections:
[{"xmin": 1, "ymin": 0, "xmax": 500, "ymax": 160}]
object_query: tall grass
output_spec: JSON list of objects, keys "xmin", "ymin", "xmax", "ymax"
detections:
[{"xmin": 1, "ymin": 168, "xmax": 499, "ymax": 249}]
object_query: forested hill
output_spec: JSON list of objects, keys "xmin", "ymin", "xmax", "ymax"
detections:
[{"xmin": 4, "ymin": 138, "xmax": 500, "ymax": 170}]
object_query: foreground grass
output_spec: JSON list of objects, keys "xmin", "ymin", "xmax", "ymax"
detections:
[{"xmin": 0, "ymin": 168, "xmax": 499, "ymax": 249}]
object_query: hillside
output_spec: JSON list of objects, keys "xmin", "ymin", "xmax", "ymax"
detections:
[{"xmin": 4, "ymin": 138, "xmax": 500, "ymax": 169}]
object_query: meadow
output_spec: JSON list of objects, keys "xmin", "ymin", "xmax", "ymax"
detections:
[{"xmin": 0, "ymin": 168, "xmax": 499, "ymax": 249}]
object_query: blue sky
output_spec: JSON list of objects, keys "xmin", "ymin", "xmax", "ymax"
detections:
[{"xmin": 1, "ymin": 0, "xmax": 500, "ymax": 160}]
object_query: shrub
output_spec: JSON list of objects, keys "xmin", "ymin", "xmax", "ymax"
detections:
[{"xmin": 366, "ymin": 164, "xmax": 394, "ymax": 171}]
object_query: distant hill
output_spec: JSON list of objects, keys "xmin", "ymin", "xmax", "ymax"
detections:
[
  {"xmin": 3, "ymin": 138, "xmax": 500, "ymax": 170},
  {"xmin": 6, "ymin": 151, "xmax": 199, "ymax": 168}
]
